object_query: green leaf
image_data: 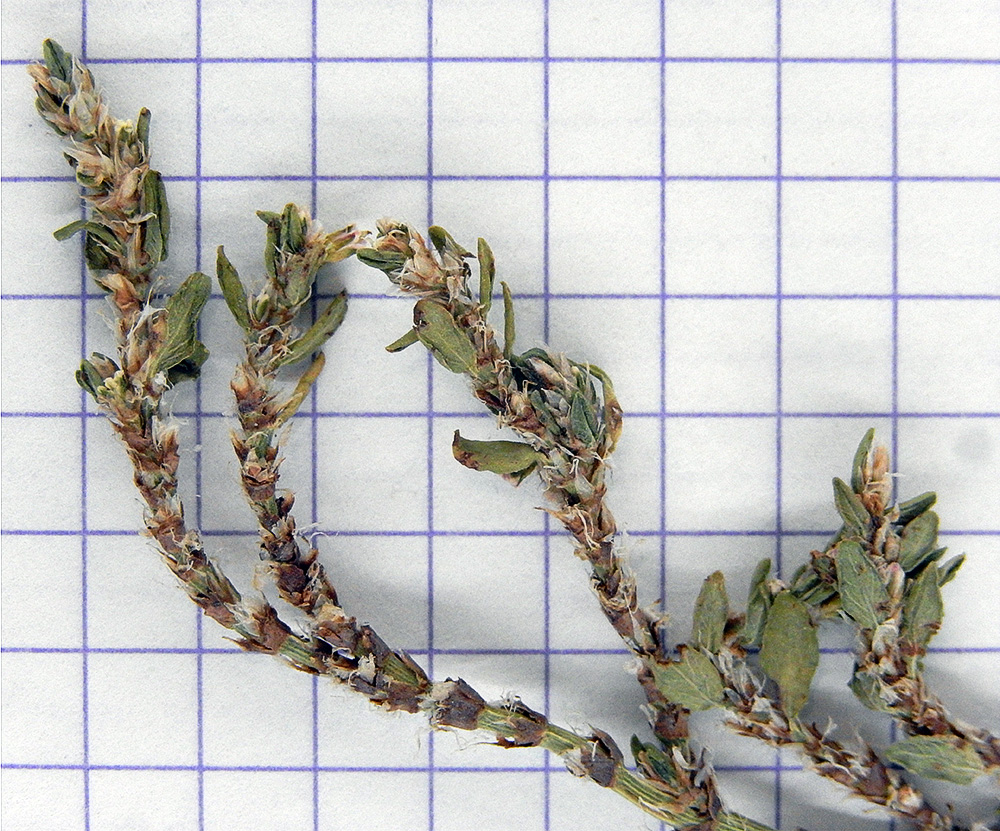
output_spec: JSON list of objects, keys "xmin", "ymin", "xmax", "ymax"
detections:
[
  {"xmin": 155, "ymin": 272, "xmax": 211, "ymax": 378},
  {"xmin": 849, "ymin": 672, "xmax": 894, "ymax": 713},
  {"xmin": 136, "ymin": 107, "xmax": 151, "ymax": 148},
  {"xmin": 937, "ymin": 554, "xmax": 965, "ymax": 587},
  {"xmin": 428, "ymin": 225, "xmax": 470, "ymax": 259},
  {"xmin": 276, "ymin": 291, "xmax": 348, "ymax": 368},
  {"xmin": 53, "ymin": 219, "xmax": 117, "ymax": 247},
  {"xmin": 650, "ymin": 648, "xmax": 724, "ymax": 712},
  {"xmin": 833, "ymin": 477, "xmax": 870, "ymax": 536},
  {"xmin": 140, "ymin": 169, "xmax": 170, "ymax": 263},
  {"xmin": 741, "ymin": 558, "xmax": 772, "ymax": 647},
  {"xmin": 279, "ymin": 203, "xmax": 305, "ymax": 253},
  {"xmin": 898, "ymin": 511, "xmax": 939, "ymax": 572},
  {"xmin": 501, "ymin": 281, "xmax": 515, "ymax": 359},
  {"xmin": 413, "ymin": 298, "xmax": 478, "ymax": 374},
  {"xmin": 883, "ymin": 736, "xmax": 985, "ymax": 785},
  {"xmin": 477, "ymin": 237, "xmax": 495, "ymax": 314},
  {"xmin": 851, "ymin": 428, "xmax": 876, "ymax": 494},
  {"xmin": 452, "ymin": 431, "xmax": 543, "ymax": 484},
  {"xmin": 901, "ymin": 564, "xmax": 943, "ymax": 648},
  {"xmin": 692, "ymin": 572, "xmax": 729, "ymax": 653},
  {"xmin": 42, "ymin": 39, "xmax": 73, "ymax": 83},
  {"xmin": 276, "ymin": 353, "xmax": 326, "ymax": 425},
  {"xmin": 385, "ymin": 328, "xmax": 419, "ymax": 353},
  {"xmin": 216, "ymin": 246, "xmax": 250, "ymax": 332},
  {"xmin": 759, "ymin": 592, "xmax": 819, "ymax": 718},
  {"xmin": 836, "ymin": 540, "xmax": 889, "ymax": 631},
  {"xmin": 357, "ymin": 247, "xmax": 407, "ymax": 274},
  {"xmin": 896, "ymin": 491, "xmax": 936, "ymax": 526},
  {"xmin": 569, "ymin": 392, "xmax": 597, "ymax": 445},
  {"xmin": 631, "ymin": 736, "xmax": 678, "ymax": 785},
  {"xmin": 75, "ymin": 359, "xmax": 104, "ymax": 401}
]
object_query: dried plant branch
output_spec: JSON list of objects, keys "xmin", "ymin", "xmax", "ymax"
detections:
[
  {"xmin": 217, "ymin": 204, "xmax": 363, "ymax": 615},
  {"xmin": 360, "ymin": 222, "xmax": 992, "ymax": 830},
  {"xmin": 30, "ymin": 37, "xmax": 996, "ymax": 831},
  {"xmin": 29, "ymin": 40, "xmax": 776, "ymax": 831},
  {"xmin": 786, "ymin": 431, "xmax": 1000, "ymax": 783}
]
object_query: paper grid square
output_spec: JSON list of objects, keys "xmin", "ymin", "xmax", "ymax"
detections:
[{"xmin": 2, "ymin": 2, "xmax": 998, "ymax": 831}]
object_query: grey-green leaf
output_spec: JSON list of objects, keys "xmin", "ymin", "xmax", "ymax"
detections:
[
  {"xmin": 569, "ymin": 392, "xmax": 597, "ymax": 445},
  {"xmin": 155, "ymin": 271, "xmax": 211, "ymax": 377},
  {"xmin": 851, "ymin": 428, "xmax": 876, "ymax": 494},
  {"xmin": 140, "ymin": 169, "xmax": 169, "ymax": 263},
  {"xmin": 53, "ymin": 219, "xmax": 118, "ymax": 248},
  {"xmin": 386, "ymin": 328, "xmax": 419, "ymax": 353},
  {"xmin": 477, "ymin": 237, "xmax": 495, "ymax": 314},
  {"xmin": 898, "ymin": 511, "xmax": 939, "ymax": 572},
  {"xmin": 357, "ymin": 247, "xmax": 407, "ymax": 274},
  {"xmin": 883, "ymin": 736, "xmax": 985, "ymax": 785},
  {"xmin": 759, "ymin": 591, "xmax": 819, "ymax": 718},
  {"xmin": 76, "ymin": 359, "xmax": 104, "ymax": 401},
  {"xmin": 650, "ymin": 648, "xmax": 724, "ymax": 712},
  {"xmin": 896, "ymin": 491, "xmax": 936, "ymax": 526},
  {"xmin": 741, "ymin": 558, "xmax": 772, "ymax": 648},
  {"xmin": 216, "ymin": 246, "xmax": 250, "ymax": 332},
  {"xmin": 833, "ymin": 477, "xmax": 870, "ymax": 536},
  {"xmin": 849, "ymin": 672, "xmax": 894, "ymax": 713},
  {"xmin": 836, "ymin": 540, "xmax": 889, "ymax": 631},
  {"xmin": 692, "ymin": 571, "xmax": 729, "ymax": 653},
  {"xmin": 42, "ymin": 38, "xmax": 74, "ymax": 83},
  {"xmin": 277, "ymin": 291, "xmax": 348, "ymax": 368},
  {"xmin": 937, "ymin": 554, "xmax": 965, "ymax": 587},
  {"xmin": 901, "ymin": 564, "xmax": 943, "ymax": 648},
  {"xmin": 452, "ymin": 431, "xmax": 543, "ymax": 484},
  {"xmin": 501, "ymin": 281, "xmax": 515, "ymax": 359},
  {"xmin": 413, "ymin": 298, "xmax": 477, "ymax": 374}
]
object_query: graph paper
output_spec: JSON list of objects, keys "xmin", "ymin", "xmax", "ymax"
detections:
[{"xmin": 2, "ymin": 1, "xmax": 998, "ymax": 829}]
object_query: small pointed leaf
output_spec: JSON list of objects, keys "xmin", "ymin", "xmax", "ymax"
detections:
[
  {"xmin": 896, "ymin": 491, "xmax": 936, "ymax": 526},
  {"xmin": 155, "ymin": 272, "xmax": 211, "ymax": 378},
  {"xmin": 692, "ymin": 571, "xmax": 729, "ymax": 653},
  {"xmin": 833, "ymin": 477, "xmax": 870, "ymax": 536},
  {"xmin": 276, "ymin": 292, "xmax": 348, "ymax": 368},
  {"xmin": 883, "ymin": 736, "xmax": 985, "ymax": 785},
  {"xmin": 836, "ymin": 540, "xmax": 889, "ymax": 631},
  {"xmin": 76, "ymin": 359, "xmax": 104, "ymax": 401},
  {"xmin": 386, "ymin": 328, "xmax": 419, "ymax": 353},
  {"xmin": 477, "ymin": 237, "xmax": 495, "ymax": 313},
  {"xmin": 139, "ymin": 168, "xmax": 170, "ymax": 263},
  {"xmin": 42, "ymin": 39, "xmax": 74, "ymax": 83},
  {"xmin": 759, "ymin": 591, "xmax": 819, "ymax": 718},
  {"xmin": 276, "ymin": 353, "xmax": 326, "ymax": 425},
  {"xmin": 357, "ymin": 247, "xmax": 407, "ymax": 274},
  {"xmin": 901, "ymin": 564, "xmax": 943, "ymax": 648},
  {"xmin": 898, "ymin": 511, "xmax": 939, "ymax": 572},
  {"xmin": 851, "ymin": 428, "xmax": 876, "ymax": 494},
  {"xmin": 413, "ymin": 298, "xmax": 477, "ymax": 374},
  {"xmin": 937, "ymin": 554, "xmax": 965, "ymax": 587},
  {"xmin": 501, "ymin": 281, "xmax": 515, "ymax": 359},
  {"xmin": 452, "ymin": 431, "xmax": 543, "ymax": 484},
  {"xmin": 428, "ymin": 225, "xmax": 470, "ymax": 258},
  {"xmin": 569, "ymin": 392, "xmax": 597, "ymax": 445},
  {"xmin": 849, "ymin": 672, "xmax": 894, "ymax": 713},
  {"xmin": 216, "ymin": 246, "xmax": 250, "ymax": 332},
  {"xmin": 741, "ymin": 558, "xmax": 772, "ymax": 647},
  {"xmin": 650, "ymin": 648, "xmax": 724, "ymax": 712}
]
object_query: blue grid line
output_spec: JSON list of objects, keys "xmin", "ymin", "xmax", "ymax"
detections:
[
  {"xmin": 309, "ymin": 3, "xmax": 322, "ymax": 828},
  {"xmin": 6, "ymin": 54, "xmax": 999, "ymax": 67},
  {"xmin": 8, "ymin": 173, "xmax": 1000, "ymax": 184},
  {"xmin": 540, "ymin": 2, "xmax": 553, "ymax": 827},
  {"xmin": 425, "ymin": 4, "xmax": 436, "ymax": 828},
  {"xmin": 6, "ymin": 526, "xmax": 1000, "ymax": 538},
  {"xmin": 5, "ymin": 643, "xmax": 997, "ymax": 657},
  {"xmin": 78, "ymin": 5, "xmax": 92, "ymax": 826}
]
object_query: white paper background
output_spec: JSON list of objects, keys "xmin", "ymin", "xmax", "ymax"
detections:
[{"xmin": 2, "ymin": 2, "xmax": 999, "ymax": 830}]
